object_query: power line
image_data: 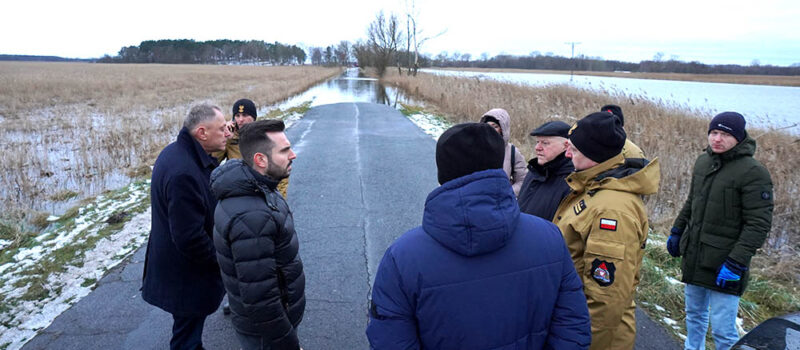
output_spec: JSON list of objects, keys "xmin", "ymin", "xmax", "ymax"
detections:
[{"xmin": 565, "ymin": 42, "xmax": 581, "ymax": 81}]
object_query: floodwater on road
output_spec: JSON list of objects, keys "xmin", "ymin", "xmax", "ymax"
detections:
[
  {"xmin": 273, "ymin": 68, "xmax": 420, "ymax": 111},
  {"xmin": 422, "ymin": 68, "xmax": 800, "ymax": 130}
]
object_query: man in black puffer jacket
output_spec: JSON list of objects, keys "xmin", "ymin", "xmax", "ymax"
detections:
[{"xmin": 211, "ymin": 119, "xmax": 305, "ymax": 350}]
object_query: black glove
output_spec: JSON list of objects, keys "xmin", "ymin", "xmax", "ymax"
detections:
[
  {"xmin": 716, "ymin": 258, "xmax": 747, "ymax": 290},
  {"xmin": 667, "ymin": 227, "xmax": 682, "ymax": 257}
]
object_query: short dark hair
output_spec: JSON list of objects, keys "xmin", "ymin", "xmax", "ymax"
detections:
[{"xmin": 239, "ymin": 119, "xmax": 286, "ymax": 167}]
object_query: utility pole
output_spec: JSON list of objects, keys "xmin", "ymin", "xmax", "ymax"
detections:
[{"xmin": 565, "ymin": 42, "xmax": 581, "ymax": 81}]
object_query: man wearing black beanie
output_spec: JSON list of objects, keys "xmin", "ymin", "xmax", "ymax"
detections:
[
  {"xmin": 667, "ymin": 111, "xmax": 773, "ymax": 350},
  {"xmin": 367, "ymin": 123, "xmax": 591, "ymax": 349},
  {"xmin": 553, "ymin": 112, "xmax": 661, "ymax": 350},
  {"xmin": 600, "ymin": 104, "xmax": 645, "ymax": 159}
]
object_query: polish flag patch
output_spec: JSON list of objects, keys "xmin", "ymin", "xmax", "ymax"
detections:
[{"xmin": 599, "ymin": 218, "xmax": 617, "ymax": 231}]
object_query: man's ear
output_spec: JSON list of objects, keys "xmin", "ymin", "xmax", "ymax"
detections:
[
  {"xmin": 253, "ymin": 152, "xmax": 268, "ymax": 168},
  {"xmin": 193, "ymin": 126, "xmax": 207, "ymax": 141}
]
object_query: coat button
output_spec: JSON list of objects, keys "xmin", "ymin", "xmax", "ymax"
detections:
[
  {"xmin": 567, "ymin": 179, "xmax": 572, "ymax": 182},
  {"xmin": 557, "ymin": 216, "xmax": 562, "ymax": 220}
]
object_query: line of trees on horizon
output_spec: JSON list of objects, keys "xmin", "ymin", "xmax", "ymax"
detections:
[
  {"xmin": 81, "ymin": 34, "xmax": 800, "ymax": 77},
  {"xmin": 98, "ymin": 39, "xmax": 307, "ymax": 65},
  {"xmin": 428, "ymin": 52, "xmax": 800, "ymax": 76}
]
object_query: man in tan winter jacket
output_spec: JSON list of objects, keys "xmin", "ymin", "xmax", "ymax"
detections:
[
  {"xmin": 480, "ymin": 108, "xmax": 528, "ymax": 196},
  {"xmin": 214, "ymin": 98, "xmax": 289, "ymax": 198},
  {"xmin": 553, "ymin": 111, "xmax": 660, "ymax": 350}
]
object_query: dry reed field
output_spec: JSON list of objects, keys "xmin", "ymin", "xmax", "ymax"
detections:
[
  {"xmin": 381, "ymin": 70, "xmax": 800, "ymax": 282},
  {"xmin": 0, "ymin": 62, "xmax": 342, "ymax": 227},
  {"xmin": 438, "ymin": 67, "xmax": 800, "ymax": 87}
]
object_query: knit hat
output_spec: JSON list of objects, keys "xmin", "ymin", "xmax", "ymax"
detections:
[
  {"xmin": 568, "ymin": 112, "xmax": 627, "ymax": 163},
  {"xmin": 530, "ymin": 121, "xmax": 570, "ymax": 138},
  {"xmin": 600, "ymin": 104, "xmax": 624, "ymax": 126},
  {"xmin": 708, "ymin": 111, "xmax": 746, "ymax": 142},
  {"xmin": 232, "ymin": 99, "xmax": 257, "ymax": 118},
  {"xmin": 436, "ymin": 123, "xmax": 505, "ymax": 184}
]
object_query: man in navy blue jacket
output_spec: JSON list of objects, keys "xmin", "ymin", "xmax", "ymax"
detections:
[
  {"xmin": 366, "ymin": 123, "xmax": 591, "ymax": 350},
  {"xmin": 142, "ymin": 103, "xmax": 231, "ymax": 350}
]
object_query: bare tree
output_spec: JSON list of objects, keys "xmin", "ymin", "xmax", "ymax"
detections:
[
  {"xmin": 404, "ymin": 0, "xmax": 446, "ymax": 76},
  {"xmin": 336, "ymin": 41, "xmax": 351, "ymax": 66},
  {"xmin": 367, "ymin": 10, "xmax": 402, "ymax": 77},
  {"xmin": 310, "ymin": 47, "xmax": 323, "ymax": 65}
]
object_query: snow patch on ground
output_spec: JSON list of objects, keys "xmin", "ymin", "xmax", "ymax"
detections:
[
  {"xmin": 662, "ymin": 317, "xmax": 678, "ymax": 326},
  {"xmin": 0, "ymin": 181, "xmax": 151, "ymax": 350},
  {"xmin": 404, "ymin": 113, "xmax": 451, "ymax": 140}
]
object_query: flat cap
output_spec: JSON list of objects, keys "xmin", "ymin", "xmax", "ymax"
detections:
[{"xmin": 530, "ymin": 121, "xmax": 571, "ymax": 138}]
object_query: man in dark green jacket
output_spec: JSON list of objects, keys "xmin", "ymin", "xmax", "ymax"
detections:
[{"xmin": 667, "ymin": 111, "xmax": 773, "ymax": 350}]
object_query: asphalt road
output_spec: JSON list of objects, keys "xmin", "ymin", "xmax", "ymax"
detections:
[{"xmin": 22, "ymin": 102, "xmax": 680, "ymax": 349}]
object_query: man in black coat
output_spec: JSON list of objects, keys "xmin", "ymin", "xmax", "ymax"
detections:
[
  {"xmin": 517, "ymin": 121, "xmax": 574, "ymax": 220},
  {"xmin": 211, "ymin": 119, "xmax": 305, "ymax": 350},
  {"xmin": 142, "ymin": 103, "xmax": 231, "ymax": 350}
]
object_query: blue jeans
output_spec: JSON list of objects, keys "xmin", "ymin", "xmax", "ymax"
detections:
[{"xmin": 684, "ymin": 284, "xmax": 740, "ymax": 350}]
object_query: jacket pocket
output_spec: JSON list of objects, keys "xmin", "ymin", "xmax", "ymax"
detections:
[
  {"xmin": 276, "ymin": 267, "xmax": 290, "ymax": 311},
  {"xmin": 583, "ymin": 239, "xmax": 626, "ymax": 296},
  {"xmin": 698, "ymin": 234, "xmax": 734, "ymax": 270}
]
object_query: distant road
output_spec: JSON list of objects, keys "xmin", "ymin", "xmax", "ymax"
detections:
[{"xmin": 22, "ymin": 102, "xmax": 679, "ymax": 349}]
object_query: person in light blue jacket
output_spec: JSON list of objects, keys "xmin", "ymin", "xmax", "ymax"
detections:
[{"xmin": 366, "ymin": 122, "xmax": 591, "ymax": 350}]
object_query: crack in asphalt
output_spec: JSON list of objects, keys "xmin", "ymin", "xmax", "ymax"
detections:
[{"xmin": 353, "ymin": 103, "xmax": 374, "ymax": 319}]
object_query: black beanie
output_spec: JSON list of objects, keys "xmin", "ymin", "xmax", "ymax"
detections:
[
  {"xmin": 568, "ymin": 112, "xmax": 627, "ymax": 164},
  {"xmin": 708, "ymin": 111, "xmax": 746, "ymax": 142},
  {"xmin": 600, "ymin": 104, "xmax": 624, "ymax": 126},
  {"xmin": 233, "ymin": 99, "xmax": 257, "ymax": 118},
  {"xmin": 436, "ymin": 123, "xmax": 505, "ymax": 184}
]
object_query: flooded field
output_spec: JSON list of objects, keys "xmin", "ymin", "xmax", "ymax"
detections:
[
  {"xmin": 423, "ymin": 68, "xmax": 800, "ymax": 130},
  {"xmin": 0, "ymin": 63, "xmax": 341, "ymax": 227}
]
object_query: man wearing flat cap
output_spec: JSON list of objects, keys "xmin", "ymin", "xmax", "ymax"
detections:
[
  {"xmin": 517, "ymin": 121, "xmax": 574, "ymax": 220},
  {"xmin": 367, "ymin": 123, "xmax": 591, "ymax": 349},
  {"xmin": 667, "ymin": 111, "xmax": 773, "ymax": 350},
  {"xmin": 553, "ymin": 112, "xmax": 661, "ymax": 350}
]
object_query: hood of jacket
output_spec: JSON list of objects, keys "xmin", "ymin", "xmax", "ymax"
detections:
[
  {"xmin": 705, "ymin": 132, "xmax": 756, "ymax": 161},
  {"xmin": 210, "ymin": 159, "xmax": 278, "ymax": 200},
  {"xmin": 422, "ymin": 169, "xmax": 520, "ymax": 257},
  {"xmin": 480, "ymin": 108, "xmax": 511, "ymax": 143},
  {"xmin": 566, "ymin": 153, "xmax": 660, "ymax": 196}
]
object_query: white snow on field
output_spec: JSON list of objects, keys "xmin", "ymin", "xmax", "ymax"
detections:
[{"xmin": 0, "ymin": 182, "xmax": 151, "ymax": 350}]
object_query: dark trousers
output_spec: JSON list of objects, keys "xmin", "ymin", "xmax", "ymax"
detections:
[
  {"xmin": 171, "ymin": 314, "xmax": 207, "ymax": 350},
  {"xmin": 236, "ymin": 331, "xmax": 271, "ymax": 350}
]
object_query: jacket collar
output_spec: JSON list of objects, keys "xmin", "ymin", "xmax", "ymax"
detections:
[
  {"xmin": 178, "ymin": 127, "xmax": 219, "ymax": 170},
  {"xmin": 565, "ymin": 153, "xmax": 660, "ymax": 196},
  {"xmin": 528, "ymin": 152, "xmax": 573, "ymax": 180},
  {"xmin": 210, "ymin": 159, "xmax": 279, "ymax": 200}
]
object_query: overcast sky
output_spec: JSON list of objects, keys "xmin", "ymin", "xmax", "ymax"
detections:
[{"xmin": 2, "ymin": 0, "xmax": 799, "ymax": 66}]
